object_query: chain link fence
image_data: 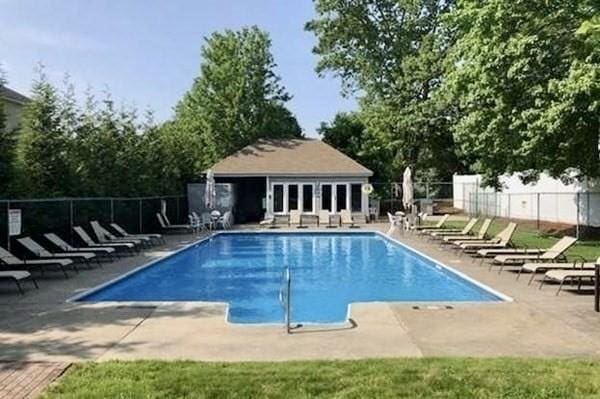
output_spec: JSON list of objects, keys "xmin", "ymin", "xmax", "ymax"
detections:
[
  {"xmin": 370, "ymin": 182, "xmax": 454, "ymax": 219},
  {"xmin": 457, "ymin": 190, "xmax": 600, "ymax": 238},
  {"xmin": 0, "ymin": 195, "xmax": 187, "ymax": 253}
]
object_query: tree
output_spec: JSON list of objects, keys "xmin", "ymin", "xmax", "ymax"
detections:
[
  {"xmin": 173, "ymin": 26, "xmax": 300, "ymax": 172},
  {"xmin": 442, "ymin": 0, "xmax": 599, "ymax": 186},
  {"xmin": 14, "ymin": 67, "xmax": 73, "ymax": 197},
  {"xmin": 307, "ymin": 0, "xmax": 466, "ymax": 180},
  {"xmin": 318, "ymin": 112, "xmax": 393, "ymax": 181},
  {"xmin": 0, "ymin": 68, "xmax": 14, "ymax": 197}
]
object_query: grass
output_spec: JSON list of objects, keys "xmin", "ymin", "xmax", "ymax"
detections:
[
  {"xmin": 41, "ymin": 358, "xmax": 600, "ymax": 398},
  {"xmin": 438, "ymin": 218, "xmax": 600, "ymax": 261}
]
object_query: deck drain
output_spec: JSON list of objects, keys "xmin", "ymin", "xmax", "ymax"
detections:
[
  {"xmin": 412, "ymin": 305, "xmax": 454, "ymax": 310},
  {"xmin": 116, "ymin": 305, "xmax": 157, "ymax": 310}
]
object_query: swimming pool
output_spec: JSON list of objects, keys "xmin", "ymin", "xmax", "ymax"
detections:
[{"xmin": 76, "ymin": 232, "xmax": 504, "ymax": 324}]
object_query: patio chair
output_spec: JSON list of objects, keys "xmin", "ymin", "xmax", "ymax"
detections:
[
  {"xmin": 17, "ymin": 236, "xmax": 99, "ymax": 269},
  {"xmin": 319, "ymin": 210, "xmax": 334, "ymax": 228},
  {"xmin": 74, "ymin": 226, "xmax": 136, "ymax": 255},
  {"xmin": 44, "ymin": 233, "xmax": 117, "ymax": 260},
  {"xmin": 289, "ymin": 210, "xmax": 304, "ymax": 228},
  {"xmin": 217, "ymin": 211, "xmax": 233, "ymax": 230},
  {"xmin": 0, "ymin": 245, "xmax": 73, "ymax": 278},
  {"xmin": 90, "ymin": 221, "xmax": 144, "ymax": 249},
  {"xmin": 428, "ymin": 218, "xmax": 478, "ymax": 239},
  {"xmin": 340, "ymin": 209, "xmax": 357, "ymax": 228},
  {"xmin": 539, "ymin": 259, "xmax": 600, "ymax": 295},
  {"xmin": 110, "ymin": 223, "xmax": 165, "ymax": 245},
  {"xmin": 517, "ymin": 257, "xmax": 597, "ymax": 285},
  {"xmin": 490, "ymin": 236, "xmax": 577, "ymax": 274},
  {"xmin": 0, "ymin": 270, "xmax": 38, "ymax": 294},
  {"xmin": 412, "ymin": 214, "xmax": 449, "ymax": 233},
  {"xmin": 441, "ymin": 218, "xmax": 492, "ymax": 245}
]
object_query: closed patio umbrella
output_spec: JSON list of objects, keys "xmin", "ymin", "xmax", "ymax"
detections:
[
  {"xmin": 205, "ymin": 169, "xmax": 216, "ymax": 210},
  {"xmin": 402, "ymin": 167, "xmax": 413, "ymax": 212}
]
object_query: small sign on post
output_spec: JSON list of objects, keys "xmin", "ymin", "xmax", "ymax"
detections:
[{"xmin": 8, "ymin": 209, "xmax": 22, "ymax": 236}]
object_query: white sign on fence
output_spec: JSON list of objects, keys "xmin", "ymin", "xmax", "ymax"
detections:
[{"xmin": 8, "ymin": 209, "xmax": 22, "ymax": 236}]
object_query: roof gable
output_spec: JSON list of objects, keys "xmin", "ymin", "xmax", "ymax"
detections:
[
  {"xmin": 0, "ymin": 87, "xmax": 30, "ymax": 104},
  {"xmin": 210, "ymin": 139, "xmax": 373, "ymax": 177}
]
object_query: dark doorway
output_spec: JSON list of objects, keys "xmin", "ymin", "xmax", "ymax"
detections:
[{"xmin": 215, "ymin": 177, "xmax": 266, "ymax": 223}]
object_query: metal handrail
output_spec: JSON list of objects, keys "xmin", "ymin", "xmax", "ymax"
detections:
[{"xmin": 279, "ymin": 265, "xmax": 291, "ymax": 333}]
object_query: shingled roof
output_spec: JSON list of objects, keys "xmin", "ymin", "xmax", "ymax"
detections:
[
  {"xmin": 210, "ymin": 138, "xmax": 373, "ymax": 177},
  {"xmin": 0, "ymin": 86, "xmax": 30, "ymax": 104}
]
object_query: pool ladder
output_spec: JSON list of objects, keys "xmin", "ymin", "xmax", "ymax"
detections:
[{"xmin": 279, "ymin": 265, "xmax": 291, "ymax": 334}]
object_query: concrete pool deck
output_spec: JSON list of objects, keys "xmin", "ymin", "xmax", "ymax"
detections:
[{"xmin": 1, "ymin": 225, "xmax": 600, "ymax": 362}]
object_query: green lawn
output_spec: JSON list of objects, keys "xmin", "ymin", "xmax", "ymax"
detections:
[
  {"xmin": 42, "ymin": 358, "xmax": 600, "ymax": 398},
  {"xmin": 438, "ymin": 218, "xmax": 600, "ymax": 262}
]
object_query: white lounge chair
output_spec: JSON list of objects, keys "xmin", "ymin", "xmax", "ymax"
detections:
[
  {"xmin": 44, "ymin": 233, "xmax": 117, "ymax": 259},
  {"xmin": 0, "ymin": 246, "xmax": 73, "ymax": 278},
  {"xmin": 289, "ymin": 210, "xmax": 304, "ymax": 228},
  {"xmin": 340, "ymin": 210, "xmax": 357, "ymax": 228},
  {"xmin": 17, "ymin": 237, "xmax": 99, "ymax": 269},
  {"xmin": 490, "ymin": 236, "xmax": 578, "ymax": 274},
  {"xmin": 260, "ymin": 215, "xmax": 276, "ymax": 228},
  {"xmin": 110, "ymin": 223, "xmax": 165, "ymax": 245},
  {"xmin": 0, "ymin": 271, "xmax": 37, "ymax": 294},
  {"xmin": 319, "ymin": 210, "xmax": 334, "ymax": 228}
]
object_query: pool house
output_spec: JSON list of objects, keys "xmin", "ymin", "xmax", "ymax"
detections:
[{"xmin": 202, "ymin": 138, "xmax": 373, "ymax": 223}]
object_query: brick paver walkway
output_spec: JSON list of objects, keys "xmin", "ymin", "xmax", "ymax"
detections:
[{"xmin": 0, "ymin": 362, "xmax": 69, "ymax": 399}]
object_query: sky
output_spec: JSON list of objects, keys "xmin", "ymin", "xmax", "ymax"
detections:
[{"xmin": 0, "ymin": 0, "xmax": 357, "ymax": 137}]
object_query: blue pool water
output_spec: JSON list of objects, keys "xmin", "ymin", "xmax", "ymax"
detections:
[{"xmin": 78, "ymin": 232, "xmax": 501, "ymax": 323}]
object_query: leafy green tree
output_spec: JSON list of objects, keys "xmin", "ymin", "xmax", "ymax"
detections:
[
  {"xmin": 15, "ymin": 67, "xmax": 73, "ymax": 197},
  {"xmin": 0, "ymin": 68, "xmax": 14, "ymax": 197},
  {"xmin": 307, "ymin": 0, "xmax": 466, "ymax": 180},
  {"xmin": 173, "ymin": 26, "xmax": 300, "ymax": 171},
  {"xmin": 318, "ymin": 112, "xmax": 393, "ymax": 182},
  {"xmin": 442, "ymin": 0, "xmax": 599, "ymax": 186}
]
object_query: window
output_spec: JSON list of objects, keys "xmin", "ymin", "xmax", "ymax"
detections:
[
  {"xmin": 273, "ymin": 184, "xmax": 284, "ymax": 213},
  {"xmin": 288, "ymin": 184, "xmax": 299, "ymax": 211},
  {"xmin": 336, "ymin": 184, "xmax": 347, "ymax": 212},
  {"xmin": 321, "ymin": 184, "xmax": 332, "ymax": 211},
  {"xmin": 302, "ymin": 184, "xmax": 313, "ymax": 212},
  {"xmin": 351, "ymin": 184, "xmax": 362, "ymax": 212}
]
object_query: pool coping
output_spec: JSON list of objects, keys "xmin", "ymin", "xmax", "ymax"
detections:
[{"xmin": 67, "ymin": 229, "xmax": 513, "ymax": 325}]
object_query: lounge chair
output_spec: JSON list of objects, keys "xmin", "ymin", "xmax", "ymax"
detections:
[
  {"xmin": 162, "ymin": 212, "xmax": 191, "ymax": 230},
  {"xmin": 17, "ymin": 237, "xmax": 99, "ymax": 269},
  {"xmin": 260, "ymin": 215, "xmax": 276, "ymax": 228},
  {"xmin": 428, "ymin": 218, "xmax": 478, "ymax": 239},
  {"xmin": 319, "ymin": 210, "xmax": 334, "ymax": 228},
  {"xmin": 412, "ymin": 214, "xmax": 449, "ymax": 233},
  {"xmin": 44, "ymin": 233, "xmax": 117, "ymax": 259},
  {"xmin": 453, "ymin": 223, "xmax": 517, "ymax": 253},
  {"xmin": 157, "ymin": 213, "xmax": 191, "ymax": 232},
  {"xmin": 289, "ymin": 210, "xmax": 304, "ymax": 228},
  {"xmin": 74, "ymin": 226, "xmax": 135, "ymax": 254},
  {"xmin": 0, "ymin": 246, "xmax": 73, "ymax": 278},
  {"xmin": 539, "ymin": 260, "xmax": 600, "ymax": 295},
  {"xmin": 441, "ymin": 218, "xmax": 492, "ymax": 244},
  {"xmin": 340, "ymin": 209, "xmax": 357, "ymax": 228},
  {"xmin": 91, "ymin": 221, "xmax": 144, "ymax": 249},
  {"xmin": 490, "ymin": 236, "xmax": 578, "ymax": 274},
  {"xmin": 110, "ymin": 223, "xmax": 165, "ymax": 245},
  {"xmin": 0, "ymin": 271, "xmax": 38, "ymax": 294},
  {"xmin": 517, "ymin": 257, "xmax": 597, "ymax": 285}
]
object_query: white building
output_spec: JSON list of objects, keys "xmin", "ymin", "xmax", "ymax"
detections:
[{"xmin": 453, "ymin": 174, "xmax": 600, "ymax": 227}]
